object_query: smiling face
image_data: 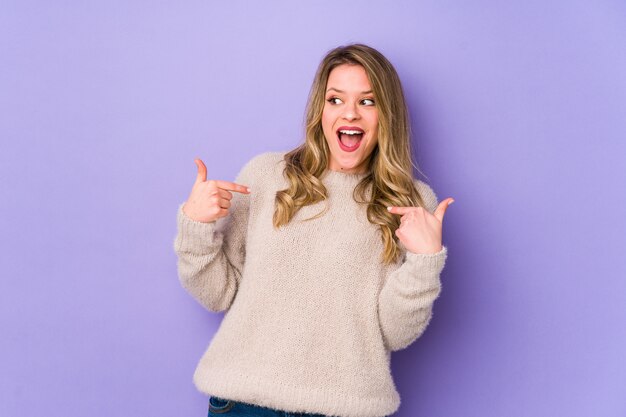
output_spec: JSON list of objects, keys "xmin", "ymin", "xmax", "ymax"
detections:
[{"xmin": 321, "ymin": 64, "xmax": 379, "ymax": 174}]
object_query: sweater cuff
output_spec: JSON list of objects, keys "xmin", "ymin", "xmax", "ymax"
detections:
[
  {"xmin": 175, "ymin": 202, "xmax": 221, "ymax": 253},
  {"xmin": 404, "ymin": 245, "xmax": 448, "ymax": 277}
]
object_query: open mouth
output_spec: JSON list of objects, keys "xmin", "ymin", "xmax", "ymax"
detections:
[{"xmin": 336, "ymin": 127, "xmax": 364, "ymax": 152}]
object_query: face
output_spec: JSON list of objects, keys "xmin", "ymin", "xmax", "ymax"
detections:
[{"xmin": 321, "ymin": 64, "xmax": 379, "ymax": 174}]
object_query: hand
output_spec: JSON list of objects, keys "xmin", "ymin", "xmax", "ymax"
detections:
[
  {"xmin": 387, "ymin": 198, "xmax": 454, "ymax": 255},
  {"xmin": 182, "ymin": 158, "xmax": 251, "ymax": 223}
]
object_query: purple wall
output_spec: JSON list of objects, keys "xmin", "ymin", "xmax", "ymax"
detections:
[{"xmin": 1, "ymin": 1, "xmax": 625, "ymax": 416}]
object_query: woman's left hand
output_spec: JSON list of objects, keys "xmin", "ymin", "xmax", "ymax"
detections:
[{"xmin": 387, "ymin": 198, "xmax": 455, "ymax": 255}]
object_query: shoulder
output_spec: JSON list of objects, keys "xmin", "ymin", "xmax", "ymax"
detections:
[
  {"xmin": 235, "ymin": 151, "xmax": 287, "ymax": 183},
  {"xmin": 413, "ymin": 179, "xmax": 439, "ymax": 213}
]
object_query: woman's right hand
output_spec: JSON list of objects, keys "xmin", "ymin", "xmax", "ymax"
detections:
[{"xmin": 182, "ymin": 158, "xmax": 251, "ymax": 223}]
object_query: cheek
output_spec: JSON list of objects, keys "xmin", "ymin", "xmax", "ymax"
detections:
[
  {"xmin": 321, "ymin": 112, "xmax": 329, "ymax": 128},
  {"xmin": 321, "ymin": 111, "xmax": 334, "ymax": 138},
  {"xmin": 370, "ymin": 112, "xmax": 379, "ymax": 130},
  {"xmin": 369, "ymin": 124, "xmax": 379, "ymax": 144}
]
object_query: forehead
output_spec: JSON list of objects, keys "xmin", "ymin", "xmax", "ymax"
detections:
[{"xmin": 326, "ymin": 64, "xmax": 372, "ymax": 91}]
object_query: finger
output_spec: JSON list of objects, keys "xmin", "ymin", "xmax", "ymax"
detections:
[
  {"xmin": 387, "ymin": 206, "xmax": 417, "ymax": 215},
  {"xmin": 214, "ymin": 180, "xmax": 251, "ymax": 194},
  {"xmin": 217, "ymin": 188, "xmax": 233, "ymax": 200},
  {"xmin": 214, "ymin": 207, "xmax": 229, "ymax": 219},
  {"xmin": 209, "ymin": 188, "xmax": 233, "ymax": 200},
  {"xmin": 194, "ymin": 159, "xmax": 207, "ymax": 184},
  {"xmin": 434, "ymin": 198, "xmax": 455, "ymax": 223},
  {"xmin": 217, "ymin": 197, "xmax": 232, "ymax": 209}
]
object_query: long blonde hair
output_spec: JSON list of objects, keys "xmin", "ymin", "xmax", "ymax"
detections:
[{"xmin": 273, "ymin": 43, "xmax": 428, "ymax": 265}]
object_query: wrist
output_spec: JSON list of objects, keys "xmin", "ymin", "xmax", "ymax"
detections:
[{"xmin": 408, "ymin": 244, "xmax": 443, "ymax": 255}]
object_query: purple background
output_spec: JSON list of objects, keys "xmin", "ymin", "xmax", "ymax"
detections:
[{"xmin": 1, "ymin": 1, "xmax": 625, "ymax": 416}]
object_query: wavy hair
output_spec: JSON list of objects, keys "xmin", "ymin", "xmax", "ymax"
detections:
[{"xmin": 273, "ymin": 43, "xmax": 429, "ymax": 265}]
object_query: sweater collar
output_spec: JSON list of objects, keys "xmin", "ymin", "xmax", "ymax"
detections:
[{"xmin": 321, "ymin": 168, "xmax": 369, "ymax": 187}]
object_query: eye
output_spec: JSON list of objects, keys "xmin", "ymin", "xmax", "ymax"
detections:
[
  {"xmin": 361, "ymin": 98, "xmax": 375, "ymax": 106},
  {"xmin": 327, "ymin": 97, "xmax": 343, "ymax": 105}
]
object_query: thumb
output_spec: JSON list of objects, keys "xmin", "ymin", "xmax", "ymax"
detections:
[
  {"xmin": 194, "ymin": 158, "xmax": 207, "ymax": 183},
  {"xmin": 434, "ymin": 197, "xmax": 454, "ymax": 223}
]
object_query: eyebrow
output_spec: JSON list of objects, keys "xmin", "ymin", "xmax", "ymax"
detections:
[{"xmin": 326, "ymin": 87, "xmax": 373, "ymax": 94}]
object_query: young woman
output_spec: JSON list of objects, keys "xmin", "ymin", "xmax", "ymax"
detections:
[{"xmin": 174, "ymin": 43, "xmax": 454, "ymax": 417}]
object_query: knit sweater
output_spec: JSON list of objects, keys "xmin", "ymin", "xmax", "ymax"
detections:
[{"xmin": 173, "ymin": 151, "xmax": 448, "ymax": 417}]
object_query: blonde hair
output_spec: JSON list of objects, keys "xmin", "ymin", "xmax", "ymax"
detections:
[{"xmin": 273, "ymin": 43, "xmax": 429, "ymax": 265}]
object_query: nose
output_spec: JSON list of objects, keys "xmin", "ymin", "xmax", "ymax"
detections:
[{"xmin": 342, "ymin": 101, "xmax": 360, "ymax": 121}]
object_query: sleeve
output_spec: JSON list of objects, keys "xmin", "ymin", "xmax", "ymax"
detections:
[
  {"xmin": 172, "ymin": 155, "xmax": 259, "ymax": 313},
  {"xmin": 377, "ymin": 180, "xmax": 448, "ymax": 352}
]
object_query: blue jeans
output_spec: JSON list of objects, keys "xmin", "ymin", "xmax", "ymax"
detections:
[{"xmin": 208, "ymin": 395, "xmax": 330, "ymax": 417}]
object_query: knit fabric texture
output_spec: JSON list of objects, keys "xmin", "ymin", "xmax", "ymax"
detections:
[{"xmin": 173, "ymin": 151, "xmax": 448, "ymax": 417}]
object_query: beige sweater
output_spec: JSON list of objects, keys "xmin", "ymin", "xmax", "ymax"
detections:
[{"xmin": 173, "ymin": 151, "xmax": 448, "ymax": 417}]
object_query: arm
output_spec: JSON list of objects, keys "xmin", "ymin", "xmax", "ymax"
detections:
[
  {"xmin": 377, "ymin": 180, "xmax": 448, "ymax": 351},
  {"xmin": 173, "ymin": 156, "xmax": 256, "ymax": 312}
]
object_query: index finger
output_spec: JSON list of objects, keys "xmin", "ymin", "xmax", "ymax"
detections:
[
  {"xmin": 387, "ymin": 206, "xmax": 416, "ymax": 215},
  {"xmin": 214, "ymin": 180, "xmax": 251, "ymax": 194}
]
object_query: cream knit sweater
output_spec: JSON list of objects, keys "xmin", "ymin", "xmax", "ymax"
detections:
[{"xmin": 173, "ymin": 151, "xmax": 448, "ymax": 417}]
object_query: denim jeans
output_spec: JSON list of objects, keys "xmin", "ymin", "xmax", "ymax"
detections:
[{"xmin": 208, "ymin": 395, "xmax": 330, "ymax": 417}]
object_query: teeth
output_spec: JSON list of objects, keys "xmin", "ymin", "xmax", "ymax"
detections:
[{"xmin": 338, "ymin": 130, "xmax": 363, "ymax": 135}]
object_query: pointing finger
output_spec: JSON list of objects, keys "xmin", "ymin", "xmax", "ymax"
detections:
[
  {"xmin": 214, "ymin": 180, "xmax": 251, "ymax": 194},
  {"xmin": 194, "ymin": 158, "xmax": 207, "ymax": 184},
  {"xmin": 434, "ymin": 198, "xmax": 455, "ymax": 223},
  {"xmin": 387, "ymin": 206, "xmax": 416, "ymax": 215}
]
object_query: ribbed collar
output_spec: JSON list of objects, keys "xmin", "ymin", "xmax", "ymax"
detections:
[{"xmin": 320, "ymin": 168, "xmax": 369, "ymax": 187}]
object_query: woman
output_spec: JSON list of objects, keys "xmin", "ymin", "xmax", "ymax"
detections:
[{"xmin": 174, "ymin": 43, "xmax": 454, "ymax": 417}]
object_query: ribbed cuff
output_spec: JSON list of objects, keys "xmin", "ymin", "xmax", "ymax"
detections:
[
  {"xmin": 175, "ymin": 202, "xmax": 220, "ymax": 253},
  {"xmin": 404, "ymin": 245, "xmax": 448, "ymax": 276}
]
